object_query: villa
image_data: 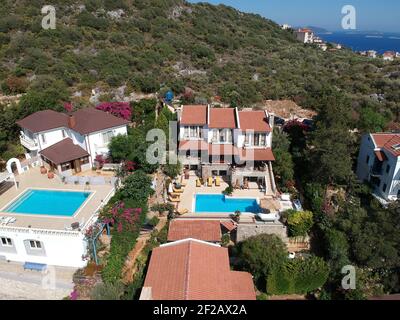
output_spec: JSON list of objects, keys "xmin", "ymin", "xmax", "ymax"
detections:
[
  {"xmin": 356, "ymin": 133, "xmax": 400, "ymax": 202},
  {"xmin": 0, "ymin": 107, "xmax": 129, "ymax": 268},
  {"xmin": 294, "ymin": 28, "xmax": 314, "ymax": 44},
  {"xmin": 139, "ymin": 238, "xmax": 256, "ymax": 300},
  {"xmin": 177, "ymin": 105, "xmax": 276, "ymax": 193},
  {"xmin": 17, "ymin": 107, "xmax": 129, "ymax": 175}
]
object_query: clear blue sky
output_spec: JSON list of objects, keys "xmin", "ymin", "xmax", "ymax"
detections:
[{"xmin": 188, "ymin": 0, "xmax": 400, "ymax": 32}]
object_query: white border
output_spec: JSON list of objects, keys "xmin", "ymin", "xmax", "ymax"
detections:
[{"xmin": 0, "ymin": 187, "xmax": 96, "ymax": 219}]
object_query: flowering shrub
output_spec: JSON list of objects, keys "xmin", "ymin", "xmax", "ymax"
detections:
[
  {"xmin": 96, "ymin": 102, "xmax": 132, "ymax": 120},
  {"xmin": 64, "ymin": 102, "xmax": 74, "ymax": 113},
  {"xmin": 123, "ymin": 160, "xmax": 136, "ymax": 173}
]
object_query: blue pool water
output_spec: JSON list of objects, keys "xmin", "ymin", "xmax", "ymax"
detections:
[
  {"xmin": 4, "ymin": 189, "xmax": 91, "ymax": 216},
  {"xmin": 195, "ymin": 194, "xmax": 260, "ymax": 213}
]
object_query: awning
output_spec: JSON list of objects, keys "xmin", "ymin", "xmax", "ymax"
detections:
[
  {"xmin": 239, "ymin": 148, "xmax": 275, "ymax": 161},
  {"xmin": 179, "ymin": 140, "xmax": 209, "ymax": 151},
  {"xmin": 208, "ymin": 144, "xmax": 239, "ymax": 156}
]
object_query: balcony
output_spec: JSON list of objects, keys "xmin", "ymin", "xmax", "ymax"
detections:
[
  {"xmin": 370, "ymin": 166, "xmax": 383, "ymax": 177},
  {"xmin": 20, "ymin": 134, "xmax": 39, "ymax": 150}
]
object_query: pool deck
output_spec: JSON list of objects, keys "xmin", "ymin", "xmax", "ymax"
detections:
[
  {"xmin": 0, "ymin": 168, "xmax": 114, "ymax": 231},
  {"xmin": 176, "ymin": 174, "xmax": 277, "ymax": 217}
]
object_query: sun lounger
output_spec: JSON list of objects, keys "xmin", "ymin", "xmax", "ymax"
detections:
[
  {"xmin": 215, "ymin": 176, "xmax": 221, "ymax": 187},
  {"xmin": 207, "ymin": 177, "xmax": 213, "ymax": 187},
  {"xmin": 23, "ymin": 262, "xmax": 47, "ymax": 272},
  {"xmin": 176, "ymin": 208, "xmax": 189, "ymax": 215},
  {"xmin": 196, "ymin": 179, "xmax": 202, "ymax": 187},
  {"xmin": 169, "ymin": 195, "xmax": 181, "ymax": 203},
  {"xmin": 173, "ymin": 187, "xmax": 184, "ymax": 193},
  {"xmin": 1, "ymin": 216, "xmax": 16, "ymax": 225}
]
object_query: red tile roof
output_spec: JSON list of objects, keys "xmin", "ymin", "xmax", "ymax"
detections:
[
  {"xmin": 239, "ymin": 148, "xmax": 275, "ymax": 161},
  {"xmin": 239, "ymin": 111, "xmax": 272, "ymax": 132},
  {"xmin": 209, "ymin": 144, "xmax": 239, "ymax": 156},
  {"xmin": 17, "ymin": 107, "xmax": 129, "ymax": 135},
  {"xmin": 179, "ymin": 140, "xmax": 209, "ymax": 151},
  {"xmin": 220, "ymin": 220, "xmax": 237, "ymax": 232},
  {"xmin": 40, "ymin": 138, "xmax": 89, "ymax": 165},
  {"xmin": 372, "ymin": 133, "xmax": 400, "ymax": 157},
  {"xmin": 17, "ymin": 110, "xmax": 69, "ymax": 133},
  {"xmin": 168, "ymin": 220, "xmax": 222, "ymax": 242},
  {"xmin": 71, "ymin": 108, "xmax": 130, "ymax": 135},
  {"xmin": 209, "ymin": 108, "xmax": 237, "ymax": 129},
  {"xmin": 180, "ymin": 105, "xmax": 208, "ymax": 125},
  {"xmin": 141, "ymin": 239, "xmax": 256, "ymax": 300}
]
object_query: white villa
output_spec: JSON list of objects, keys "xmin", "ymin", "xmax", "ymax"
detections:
[
  {"xmin": 17, "ymin": 108, "xmax": 129, "ymax": 176},
  {"xmin": 356, "ymin": 133, "xmax": 400, "ymax": 202},
  {"xmin": 177, "ymin": 105, "xmax": 276, "ymax": 193},
  {"xmin": 0, "ymin": 107, "xmax": 129, "ymax": 268},
  {"xmin": 294, "ymin": 28, "xmax": 314, "ymax": 44}
]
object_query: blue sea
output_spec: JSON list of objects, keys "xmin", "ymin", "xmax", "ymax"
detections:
[{"xmin": 316, "ymin": 32, "xmax": 400, "ymax": 54}]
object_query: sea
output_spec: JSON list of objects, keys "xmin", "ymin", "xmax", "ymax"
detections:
[{"xmin": 316, "ymin": 32, "xmax": 400, "ymax": 54}]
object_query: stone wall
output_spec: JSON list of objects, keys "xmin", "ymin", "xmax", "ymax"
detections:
[{"xmin": 236, "ymin": 222, "xmax": 288, "ymax": 243}]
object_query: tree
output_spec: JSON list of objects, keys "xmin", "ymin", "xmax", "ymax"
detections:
[
  {"xmin": 118, "ymin": 170, "xmax": 154, "ymax": 204},
  {"xmin": 163, "ymin": 160, "xmax": 181, "ymax": 179},
  {"xmin": 358, "ymin": 106, "xmax": 388, "ymax": 133},
  {"xmin": 272, "ymin": 129, "xmax": 294, "ymax": 189},
  {"xmin": 287, "ymin": 210, "xmax": 314, "ymax": 237},
  {"xmin": 238, "ymin": 234, "xmax": 288, "ymax": 283},
  {"xmin": 267, "ymin": 256, "xmax": 330, "ymax": 295}
]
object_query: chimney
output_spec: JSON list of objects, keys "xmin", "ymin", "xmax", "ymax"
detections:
[
  {"xmin": 68, "ymin": 114, "xmax": 76, "ymax": 129},
  {"xmin": 266, "ymin": 110, "xmax": 274, "ymax": 129}
]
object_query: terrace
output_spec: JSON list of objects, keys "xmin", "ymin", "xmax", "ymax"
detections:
[{"xmin": 0, "ymin": 167, "xmax": 114, "ymax": 231}]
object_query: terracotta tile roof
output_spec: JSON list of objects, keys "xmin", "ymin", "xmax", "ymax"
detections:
[
  {"xmin": 141, "ymin": 239, "xmax": 256, "ymax": 300},
  {"xmin": 209, "ymin": 144, "xmax": 239, "ymax": 156},
  {"xmin": 220, "ymin": 220, "xmax": 237, "ymax": 232},
  {"xmin": 372, "ymin": 133, "xmax": 400, "ymax": 157},
  {"xmin": 17, "ymin": 108, "xmax": 129, "ymax": 135},
  {"xmin": 239, "ymin": 148, "xmax": 275, "ymax": 161},
  {"xmin": 40, "ymin": 138, "xmax": 89, "ymax": 165},
  {"xmin": 17, "ymin": 110, "xmax": 69, "ymax": 133},
  {"xmin": 180, "ymin": 105, "xmax": 208, "ymax": 125},
  {"xmin": 239, "ymin": 111, "xmax": 272, "ymax": 132},
  {"xmin": 168, "ymin": 220, "xmax": 222, "ymax": 242},
  {"xmin": 209, "ymin": 108, "xmax": 237, "ymax": 129},
  {"xmin": 71, "ymin": 107, "xmax": 130, "ymax": 135},
  {"xmin": 178, "ymin": 140, "xmax": 209, "ymax": 151}
]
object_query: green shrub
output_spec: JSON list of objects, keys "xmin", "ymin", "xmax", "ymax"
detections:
[
  {"xmin": 287, "ymin": 210, "xmax": 314, "ymax": 237},
  {"xmin": 91, "ymin": 281, "xmax": 125, "ymax": 300}
]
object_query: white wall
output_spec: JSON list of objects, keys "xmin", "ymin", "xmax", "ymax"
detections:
[
  {"xmin": 86, "ymin": 125, "xmax": 128, "ymax": 160},
  {"xmin": 0, "ymin": 229, "xmax": 88, "ymax": 268},
  {"xmin": 36, "ymin": 128, "xmax": 67, "ymax": 151},
  {"xmin": 356, "ymin": 134, "xmax": 376, "ymax": 181}
]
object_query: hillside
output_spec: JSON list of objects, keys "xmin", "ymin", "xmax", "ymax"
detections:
[{"xmin": 0, "ymin": 0, "xmax": 399, "ymax": 117}]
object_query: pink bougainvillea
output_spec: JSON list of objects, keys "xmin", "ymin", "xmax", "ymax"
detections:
[
  {"xmin": 123, "ymin": 160, "xmax": 136, "ymax": 172},
  {"xmin": 70, "ymin": 289, "xmax": 78, "ymax": 300},
  {"xmin": 101, "ymin": 201, "xmax": 142, "ymax": 233},
  {"xmin": 63, "ymin": 102, "xmax": 74, "ymax": 113},
  {"xmin": 96, "ymin": 102, "xmax": 132, "ymax": 120}
]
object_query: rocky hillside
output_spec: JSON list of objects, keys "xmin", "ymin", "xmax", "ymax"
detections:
[{"xmin": 0, "ymin": 0, "xmax": 399, "ymax": 120}]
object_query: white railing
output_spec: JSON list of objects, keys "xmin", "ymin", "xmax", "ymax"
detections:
[{"xmin": 20, "ymin": 134, "xmax": 39, "ymax": 149}]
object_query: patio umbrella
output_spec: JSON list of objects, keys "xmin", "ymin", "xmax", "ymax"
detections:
[{"xmin": 168, "ymin": 183, "xmax": 173, "ymax": 194}]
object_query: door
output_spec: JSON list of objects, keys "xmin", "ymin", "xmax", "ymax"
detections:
[{"xmin": 74, "ymin": 160, "xmax": 81, "ymax": 173}]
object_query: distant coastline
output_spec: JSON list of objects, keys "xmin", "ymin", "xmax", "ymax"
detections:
[{"xmin": 316, "ymin": 31, "xmax": 400, "ymax": 54}]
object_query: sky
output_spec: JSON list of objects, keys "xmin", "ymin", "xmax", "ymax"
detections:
[{"xmin": 188, "ymin": 0, "xmax": 400, "ymax": 33}]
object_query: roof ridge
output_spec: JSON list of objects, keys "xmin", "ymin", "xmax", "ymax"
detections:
[{"xmin": 183, "ymin": 241, "xmax": 192, "ymax": 300}]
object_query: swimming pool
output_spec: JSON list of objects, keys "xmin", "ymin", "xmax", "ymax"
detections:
[
  {"xmin": 195, "ymin": 194, "xmax": 261, "ymax": 213},
  {"xmin": 3, "ymin": 189, "xmax": 92, "ymax": 217}
]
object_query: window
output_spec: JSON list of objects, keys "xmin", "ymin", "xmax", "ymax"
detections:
[
  {"xmin": 260, "ymin": 134, "xmax": 266, "ymax": 146},
  {"xmin": 62, "ymin": 130, "xmax": 66, "ymax": 138},
  {"xmin": 366, "ymin": 155, "xmax": 370, "ymax": 164},
  {"xmin": 386, "ymin": 164, "xmax": 391, "ymax": 174},
  {"xmin": 184, "ymin": 127, "xmax": 189, "ymax": 138},
  {"xmin": 212, "ymin": 129, "xmax": 218, "ymax": 142},
  {"xmin": 41, "ymin": 134, "xmax": 46, "ymax": 144},
  {"xmin": 61, "ymin": 162, "xmax": 72, "ymax": 172},
  {"xmin": 1, "ymin": 237, "xmax": 12, "ymax": 247},
  {"xmin": 80, "ymin": 157, "xmax": 89, "ymax": 165},
  {"xmin": 102, "ymin": 131, "xmax": 114, "ymax": 144},
  {"xmin": 29, "ymin": 240, "xmax": 42, "ymax": 249},
  {"xmin": 244, "ymin": 132, "xmax": 250, "ymax": 145},
  {"xmin": 383, "ymin": 184, "xmax": 387, "ymax": 192}
]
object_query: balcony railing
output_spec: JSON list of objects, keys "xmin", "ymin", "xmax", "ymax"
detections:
[
  {"xmin": 370, "ymin": 167, "xmax": 383, "ymax": 177},
  {"xmin": 20, "ymin": 134, "xmax": 39, "ymax": 150}
]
